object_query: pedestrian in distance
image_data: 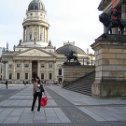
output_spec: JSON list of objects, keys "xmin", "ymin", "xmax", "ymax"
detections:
[
  {"xmin": 5, "ymin": 80, "xmax": 8, "ymax": 89},
  {"xmin": 31, "ymin": 76, "xmax": 45, "ymax": 112}
]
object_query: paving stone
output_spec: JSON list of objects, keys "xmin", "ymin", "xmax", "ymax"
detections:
[{"xmin": 0, "ymin": 85, "xmax": 126, "ymax": 126}]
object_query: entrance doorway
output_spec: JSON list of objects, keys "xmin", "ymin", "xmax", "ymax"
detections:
[
  {"xmin": 58, "ymin": 78, "xmax": 62, "ymax": 84},
  {"xmin": 32, "ymin": 61, "xmax": 38, "ymax": 78}
]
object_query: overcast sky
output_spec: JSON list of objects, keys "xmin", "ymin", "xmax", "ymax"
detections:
[{"xmin": 0, "ymin": 0, "xmax": 103, "ymax": 53}]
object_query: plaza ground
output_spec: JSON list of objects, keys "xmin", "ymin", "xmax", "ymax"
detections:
[{"xmin": 0, "ymin": 84, "xmax": 126, "ymax": 126}]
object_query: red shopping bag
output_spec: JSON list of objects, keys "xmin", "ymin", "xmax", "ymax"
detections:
[{"xmin": 40, "ymin": 96, "xmax": 48, "ymax": 107}]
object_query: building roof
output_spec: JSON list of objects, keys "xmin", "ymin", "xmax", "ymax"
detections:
[
  {"xmin": 56, "ymin": 43, "xmax": 86, "ymax": 56},
  {"xmin": 28, "ymin": 0, "xmax": 45, "ymax": 11}
]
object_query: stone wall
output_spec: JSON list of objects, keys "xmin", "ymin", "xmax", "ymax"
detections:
[
  {"xmin": 91, "ymin": 34, "xmax": 126, "ymax": 97},
  {"xmin": 62, "ymin": 65, "xmax": 95, "ymax": 87}
]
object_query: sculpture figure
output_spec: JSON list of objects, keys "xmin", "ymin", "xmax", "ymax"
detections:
[
  {"xmin": 99, "ymin": 8, "xmax": 124, "ymax": 34},
  {"xmin": 65, "ymin": 50, "xmax": 78, "ymax": 62}
]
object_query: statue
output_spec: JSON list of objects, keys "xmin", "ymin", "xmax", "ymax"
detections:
[
  {"xmin": 65, "ymin": 50, "xmax": 78, "ymax": 62},
  {"xmin": 99, "ymin": 8, "xmax": 124, "ymax": 34}
]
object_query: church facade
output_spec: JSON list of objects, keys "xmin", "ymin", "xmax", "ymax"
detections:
[{"xmin": 1, "ymin": 0, "xmax": 94, "ymax": 84}]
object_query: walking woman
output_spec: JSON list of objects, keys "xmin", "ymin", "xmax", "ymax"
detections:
[{"xmin": 31, "ymin": 76, "xmax": 45, "ymax": 112}]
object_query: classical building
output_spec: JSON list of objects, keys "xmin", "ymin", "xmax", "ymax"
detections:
[{"xmin": 1, "ymin": 0, "xmax": 94, "ymax": 84}]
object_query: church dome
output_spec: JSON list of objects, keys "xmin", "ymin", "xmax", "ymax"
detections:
[
  {"xmin": 56, "ymin": 43, "xmax": 86, "ymax": 55},
  {"xmin": 28, "ymin": 0, "xmax": 45, "ymax": 11}
]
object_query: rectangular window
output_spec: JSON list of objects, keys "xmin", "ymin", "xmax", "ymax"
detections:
[
  {"xmin": 25, "ymin": 73, "xmax": 28, "ymax": 79},
  {"xmin": 17, "ymin": 64, "xmax": 21, "ymax": 68},
  {"xmin": 24, "ymin": 64, "xmax": 29, "ymax": 68},
  {"xmin": 41, "ymin": 64, "xmax": 44, "ymax": 68},
  {"xmin": 17, "ymin": 73, "xmax": 20, "ymax": 80},
  {"xmin": 9, "ymin": 73, "xmax": 12, "ymax": 79},
  {"xmin": 41, "ymin": 73, "xmax": 44, "ymax": 79},
  {"xmin": 49, "ymin": 73, "xmax": 52, "ymax": 80}
]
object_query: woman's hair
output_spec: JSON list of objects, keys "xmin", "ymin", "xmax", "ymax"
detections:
[
  {"xmin": 36, "ymin": 76, "xmax": 41, "ymax": 84},
  {"xmin": 32, "ymin": 76, "xmax": 41, "ymax": 84}
]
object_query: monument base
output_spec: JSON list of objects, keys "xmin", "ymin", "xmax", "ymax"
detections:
[
  {"xmin": 63, "ymin": 62, "xmax": 81, "ymax": 66},
  {"xmin": 62, "ymin": 65, "xmax": 95, "ymax": 87},
  {"xmin": 91, "ymin": 34, "xmax": 126, "ymax": 97},
  {"xmin": 92, "ymin": 79, "xmax": 126, "ymax": 97}
]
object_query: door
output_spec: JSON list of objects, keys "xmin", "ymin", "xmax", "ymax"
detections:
[{"xmin": 32, "ymin": 61, "xmax": 38, "ymax": 78}]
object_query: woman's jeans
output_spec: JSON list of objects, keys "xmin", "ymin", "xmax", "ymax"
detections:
[{"xmin": 31, "ymin": 92, "xmax": 42, "ymax": 111}]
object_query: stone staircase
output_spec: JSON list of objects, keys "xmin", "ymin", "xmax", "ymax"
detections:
[{"xmin": 63, "ymin": 71, "xmax": 95, "ymax": 96}]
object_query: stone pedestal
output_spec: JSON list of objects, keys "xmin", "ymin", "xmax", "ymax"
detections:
[
  {"xmin": 91, "ymin": 34, "xmax": 126, "ymax": 97},
  {"xmin": 62, "ymin": 64, "xmax": 94, "ymax": 87}
]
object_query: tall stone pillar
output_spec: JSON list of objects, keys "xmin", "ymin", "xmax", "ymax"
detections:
[
  {"xmin": 44, "ymin": 27, "xmax": 46, "ymax": 42},
  {"xmin": 46, "ymin": 27, "xmax": 48, "ymax": 43},
  {"xmin": 13, "ymin": 61, "xmax": 16, "ymax": 81},
  {"xmin": 29, "ymin": 62, "xmax": 32, "ymax": 81},
  {"xmin": 21, "ymin": 61, "xmax": 24, "ymax": 81},
  {"xmin": 91, "ymin": 34, "xmax": 126, "ymax": 97},
  {"xmin": 42, "ymin": 27, "xmax": 45, "ymax": 42},
  {"xmin": 38, "ymin": 61, "xmax": 41, "ymax": 78},
  {"xmin": 5, "ymin": 62, "xmax": 8, "ymax": 79}
]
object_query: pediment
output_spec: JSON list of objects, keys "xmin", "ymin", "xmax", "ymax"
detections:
[{"xmin": 17, "ymin": 49, "xmax": 52, "ymax": 57}]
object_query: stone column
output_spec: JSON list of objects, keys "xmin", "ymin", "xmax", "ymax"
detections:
[
  {"xmin": 46, "ymin": 27, "xmax": 48, "ymax": 43},
  {"xmin": 44, "ymin": 27, "xmax": 46, "ymax": 42},
  {"xmin": 21, "ymin": 61, "xmax": 24, "ymax": 81},
  {"xmin": 13, "ymin": 61, "xmax": 16, "ymax": 81},
  {"xmin": 43, "ymin": 27, "xmax": 45, "ymax": 42},
  {"xmin": 29, "ymin": 61, "xmax": 32, "ymax": 81},
  {"xmin": 38, "ymin": 26, "xmax": 40, "ymax": 41},
  {"xmin": 38, "ymin": 61, "xmax": 41, "ymax": 78},
  {"xmin": 26, "ymin": 26, "xmax": 28, "ymax": 42},
  {"xmin": 45, "ymin": 63, "xmax": 48, "ymax": 80},
  {"xmin": 5, "ymin": 62, "xmax": 8, "ymax": 79},
  {"xmin": 91, "ymin": 34, "xmax": 126, "ymax": 97}
]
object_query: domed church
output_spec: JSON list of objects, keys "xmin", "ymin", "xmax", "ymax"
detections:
[{"xmin": 1, "ymin": 0, "xmax": 94, "ymax": 83}]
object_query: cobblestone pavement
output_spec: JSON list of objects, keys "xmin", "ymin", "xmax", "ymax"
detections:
[{"xmin": 0, "ymin": 84, "xmax": 126, "ymax": 126}]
